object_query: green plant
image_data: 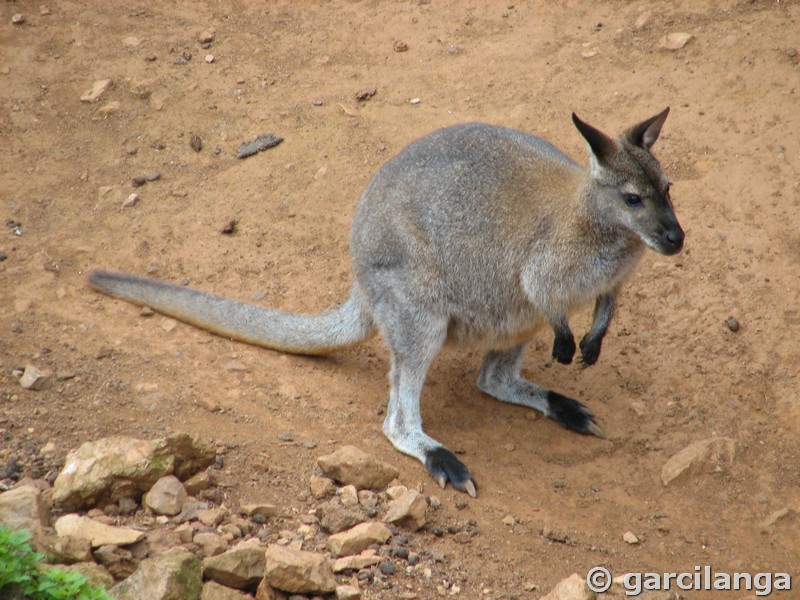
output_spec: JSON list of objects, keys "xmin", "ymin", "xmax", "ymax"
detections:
[{"xmin": 0, "ymin": 527, "xmax": 112, "ymax": 600}]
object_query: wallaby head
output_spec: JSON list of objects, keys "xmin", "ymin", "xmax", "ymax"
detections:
[{"xmin": 572, "ymin": 108, "xmax": 684, "ymax": 256}]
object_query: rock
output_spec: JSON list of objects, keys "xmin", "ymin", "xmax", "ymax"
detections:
[
  {"xmin": 11, "ymin": 13, "xmax": 25, "ymax": 25},
  {"xmin": 63, "ymin": 562, "xmax": 115, "ymax": 590},
  {"xmin": 317, "ymin": 446, "xmax": 399, "ymax": 490},
  {"xmin": 383, "ymin": 489, "xmax": 427, "ymax": 531},
  {"xmin": 198, "ymin": 507, "xmax": 227, "ymax": 527},
  {"xmin": 111, "ymin": 552, "xmax": 202, "ymax": 600},
  {"xmin": 145, "ymin": 475, "xmax": 187, "ymax": 516},
  {"xmin": 94, "ymin": 545, "xmax": 138, "ymax": 580},
  {"xmin": 540, "ymin": 573, "xmax": 596, "ymax": 600},
  {"xmin": 198, "ymin": 30, "xmax": 216, "ymax": 44},
  {"xmin": 309, "ymin": 476, "xmax": 335, "ymax": 499},
  {"xmin": 205, "ymin": 54, "xmax": 215, "ymax": 64},
  {"xmin": 759, "ymin": 507, "xmax": 794, "ymax": 532},
  {"xmin": 623, "ymin": 531, "xmax": 640, "ymax": 545},
  {"xmin": 123, "ymin": 193, "xmax": 139, "ymax": 208},
  {"xmin": 54, "ymin": 514, "xmax": 145, "ymax": 547},
  {"xmin": 48, "ymin": 534, "xmax": 94, "ymax": 563},
  {"xmin": 393, "ymin": 40, "xmax": 409, "ymax": 52},
  {"xmin": 332, "ymin": 551, "xmax": 381, "ymax": 573},
  {"xmin": 190, "ymin": 135, "xmax": 203, "ymax": 152},
  {"xmin": 240, "ymin": 503, "xmax": 278, "ymax": 520},
  {"xmin": 326, "ymin": 521, "xmax": 392, "ymax": 557},
  {"xmin": 81, "ymin": 79, "xmax": 114, "ymax": 103},
  {"xmin": 145, "ymin": 529, "xmax": 184, "ymax": 556},
  {"xmin": 336, "ymin": 584, "xmax": 362, "ymax": 600},
  {"xmin": 339, "ymin": 485, "xmax": 359, "ymax": 507},
  {"xmin": 254, "ymin": 580, "xmax": 285, "ymax": 600},
  {"xmin": 20, "ymin": 365, "xmax": 52, "ymax": 390},
  {"xmin": 318, "ymin": 498, "xmax": 366, "ymax": 534},
  {"xmin": 0, "ymin": 485, "xmax": 49, "ymax": 535},
  {"xmin": 202, "ymin": 539, "xmax": 265, "ymax": 589},
  {"xmin": 201, "ymin": 581, "xmax": 253, "ymax": 600},
  {"xmin": 53, "ymin": 434, "xmax": 214, "ymax": 511},
  {"xmin": 658, "ymin": 32, "xmax": 693, "ymax": 51},
  {"xmin": 122, "ymin": 36, "xmax": 142, "ymax": 49},
  {"xmin": 96, "ymin": 101, "xmax": 121, "ymax": 116},
  {"xmin": 194, "ymin": 532, "xmax": 227, "ymax": 557},
  {"xmin": 726, "ymin": 316, "xmax": 740, "ymax": 332},
  {"xmin": 386, "ymin": 485, "xmax": 407, "ymax": 500},
  {"xmin": 661, "ymin": 437, "xmax": 736, "ymax": 485},
  {"xmin": 184, "ymin": 469, "xmax": 216, "ymax": 495},
  {"xmin": 264, "ymin": 545, "xmax": 336, "ymax": 595}
]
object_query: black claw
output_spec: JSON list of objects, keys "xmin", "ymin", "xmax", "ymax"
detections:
[
  {"xmin": 552, "ymin": 334, "xmax": 576, "ymax": 365},
  {"xmin": 578, "ymin": 335, "xmax": 601, "ymax": 366},
  {"xmin": 546, "ymin": 391, "xmax": 604, "ymax": 438},
  {"xmin": 424, "ymin": 447, "xmax": 477, "ymax": 496}
]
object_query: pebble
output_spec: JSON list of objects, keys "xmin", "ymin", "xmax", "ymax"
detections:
[
  {"xmin": 198, "ymin": 30, "xmax": 215, "ymax": 44},
  {"xmin": 393, "ymin": 40, "xmax": 409, "ymax": 52},
  {"xmin": 410, "ymin": 98, "xmax": 421, "ymax": 105},
  {"xmin": 659, "ymin": 32, "xmax": 693, "ymax": 51},
  {"xmin": 20, "ymin": 365, "xmax": 52, "ymax": 391},
  {"xmin": 190, "ymin": 135, "xmax": 203, "ymax": 152},
  {"xmin": 81, "ymin": 79, "xmax": 114, "ymax": 103},
  {"xmin": 623, "ymin": 531, "xmax": 640, "ymax": 544},
  {"xmin": 205, "ymin": 54, "xmax": 215, "ymax": 64},
  {"xmin": 726, "ymin": 316, "xmax": 740, "ymax": 332},
  {"xmin": 123, "ymin": 193, "xmax": 139, "ymax": 208},
  {"xmin": 11, "ymin": 13, "xmax": 25, "ymax": 25}
]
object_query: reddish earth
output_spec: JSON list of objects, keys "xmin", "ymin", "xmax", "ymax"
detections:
[{"xmin": 2, "ymin": 1, "xmax": 799, "ymax": 598}]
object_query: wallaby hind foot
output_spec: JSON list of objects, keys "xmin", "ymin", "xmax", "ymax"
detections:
[{"xmin": 89, "ymin": 108, "xmax": 683, "ymax": 497}]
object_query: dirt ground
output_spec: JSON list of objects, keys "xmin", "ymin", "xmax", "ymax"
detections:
[{"xmin": 2, "ymin": 0, "xmax": 800, "ymax": 598}]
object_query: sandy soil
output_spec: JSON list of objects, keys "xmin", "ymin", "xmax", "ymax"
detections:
[{"xmin": 2, "ymin": 1, "xmax": 799, "ymax": 598}]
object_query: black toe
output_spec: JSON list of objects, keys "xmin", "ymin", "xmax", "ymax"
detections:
[
  {"xmin": 424, "ymin": 447, "xmax": 476, "ymax": 495},
  {"xmin": 546, "ymin": 390, "xmax": 600, "ymax": 435}
]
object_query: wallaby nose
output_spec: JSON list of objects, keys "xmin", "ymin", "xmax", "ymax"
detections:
[{"xmin": 664, "ymin": 227, "xmax": 685, "ymax": 254}]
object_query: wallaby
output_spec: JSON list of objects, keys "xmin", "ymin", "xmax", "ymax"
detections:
[{"xmin": 89, "ymin": 109, "xmax": 683, "ymax": 498}]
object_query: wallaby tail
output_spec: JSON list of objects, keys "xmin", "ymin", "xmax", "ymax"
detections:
[{"xmin": 87, "ymin": 270, "xmax": 375, "ymax": 355}]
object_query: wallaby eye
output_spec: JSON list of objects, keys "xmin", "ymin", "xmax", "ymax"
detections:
[{"xmin": 623, "ymin": 193, "xmax": 643, "ymax": 207}]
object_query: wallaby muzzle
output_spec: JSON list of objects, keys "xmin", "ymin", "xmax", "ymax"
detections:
[{"xmin": 657, "ymin": 218, "xmax": 685, "ymax": 255}]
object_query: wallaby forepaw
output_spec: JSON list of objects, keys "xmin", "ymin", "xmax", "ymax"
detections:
[
  {"xmin": 578, "ymin": 335, "xmax": 602, "ymax": 366},
  {"xmin": 552, "ymin": 334, "xmax": 576, "ymax": 365},
  {"xmin": 425, "ymin": 447, "xmax": 477, "ymax": 498},
  {"xmin": 546, "ymin": 391, "xmax": 605, "ymax": 438}
]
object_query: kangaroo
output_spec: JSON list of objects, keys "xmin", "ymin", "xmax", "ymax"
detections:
[{"xmin": 89, "ymin": 108, "xmax": 683, "ymax": 498}]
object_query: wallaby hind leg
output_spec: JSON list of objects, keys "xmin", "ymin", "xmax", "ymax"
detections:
[
  {"xmin": 476, "ymin": 344, "xmax": 605, "ymax": 438},
  {"xmin": 376, "ymin": 309, "xmax": 477, "ymax": 497}
]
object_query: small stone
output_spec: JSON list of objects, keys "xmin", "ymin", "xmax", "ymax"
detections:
[
  {"xmin": 726, "ymin": 316, "xmax": 740, "ymax": 332},
  {"xmin": 194, "ymin": 532, "xmax": 228, "ymax": 557},
  {"xmin": 264, "ymin": 545, "xmax": 336, "ymax": 595},
  {"xmin": 11, "ymin": 14, "xmax": 25, "ymax": 25},
  {"xmin": 310, "ymin": 476, "xmax": 336, "ymax": 499},
  {"xmin": 132, "ymin": 175, "xmax": 147, "ymax": 187},
  {"xmin": 139, "ymin": 306, "xmax": 154, "ymax": 316},
  {"xmin": 96, "ymin": 101, "xmax": 121, "ymax": 116},
  {"xmin": 123, "ymin": 193, "xmax": 139, "ymax": 208},
  {"xmin": 540, "ymin": 573, "xmax": 596, "ymax": 600},
  {"xmin": 122, "ymin": 36, "xmax": 142, "ymax": 48},
  {"xmin": 145, "ymin": 172, "xmax": 161, "ymax": 182},
  {"xmin": 20, "ymin": 365, "xmax": 52, "ymax": 390},
  {"xmin": 332, "ymin": 551, "xmax": 381, "ymax": 573},
  {"xmin": 393, "ymin": 40, "xmax": 409, "ymax": 52},
  {"xmin": 623, "ymin": 531, "xmax": 639, "ymax": 544},
  {"xmin": 197, "ymin": 397, "xmax": 221, "ymax": 413},
  {"xmin": 241, "ymin": 503, "xmax": 278, "ymax": 520},
  {"xmin": 198, "ymin": 507, "xmax": 227, "ymax": 527},
  {"xmin": 326, "ymin": 521, "xmax": 392, "ymax": 557},
  {"xmin": 198, "ymin": 30, "xmax": 216, "ymax": 44},
  {"xmin": 0, "ymin": 485, "xmax": 49, "ymax": 536},
  {"xmin": 201, "ymin": 580, "xmax": 253, "ymax": 600},
  {"xmin": 318, "ymin": 499, "xmax": 365, "ymax": 534},
  {"xmin": 190, "ymin": 135, "xmax": 203, "ymax": 152},
  {"xmin": 336, "ymin": 584, "xmax": 362, "ymax": 600},
  {"xmin": 144, "ymin": 475, "xmax": 187, "ymax": 516},
  {"xmin": 355, "ymin": 89, "xmax": 377, "ymax": 102},
  {"xmin": 339, "ymin": 485, "xmax": 359, "ymax": 507},
  {"xmin": 203, "ymin": 539, "xmax": 265, "ymax": 590},
  {"xmin": 383, "ymin": 489, "xmax": 427, "ymax": 531},
  {"xmin": 410, "ymin": 98, "xmax": 421, "ymax": 105},
  {"xmin": 205, "ymin": 54, "xmax": 215, "ymax": 64},
  {"xmin": 378, "ymin": 561, "xmax": 395, "ymax": 575},
  {"xmin": 54, "ymin": 514, "xmax": 145, "ymax": 547},
  {"xmin": 661, "ymin": 437, "xmax": 736, "ymax": 485},
  {"xmin": 659, "ymin": 32, "xmax": 693, "ymax": 51},
  {"xmin": 386, "ymin": 485, "xmax": 407, "ymax": 500},
  {"xmin": 81, "ymin": 79, "xmax": 114, "ymax": 103},
  {"xmin": 502, "ymin": 515, "xmax": 516, "ymax": 526},
  {"xmin": 317, "ymin": 446, "xmax": 400, "ymax": 490},
  {"xmin": 221, "ymin": 218, "xmax": 237, "ymax": 234}
]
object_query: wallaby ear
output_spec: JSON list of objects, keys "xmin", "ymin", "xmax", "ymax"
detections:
[
  {"xmin": 625, "ymin": 107, "xmax": 670, "ymax": 150},
  {"xmin": 572, "ymin": 113, "xmax": 616, "ymax": 164}
]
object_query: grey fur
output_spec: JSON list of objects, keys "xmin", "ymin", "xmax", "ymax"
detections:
[{"xmin": 89, "ymin": 109, "xmax": 683, "ymax": 497}]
